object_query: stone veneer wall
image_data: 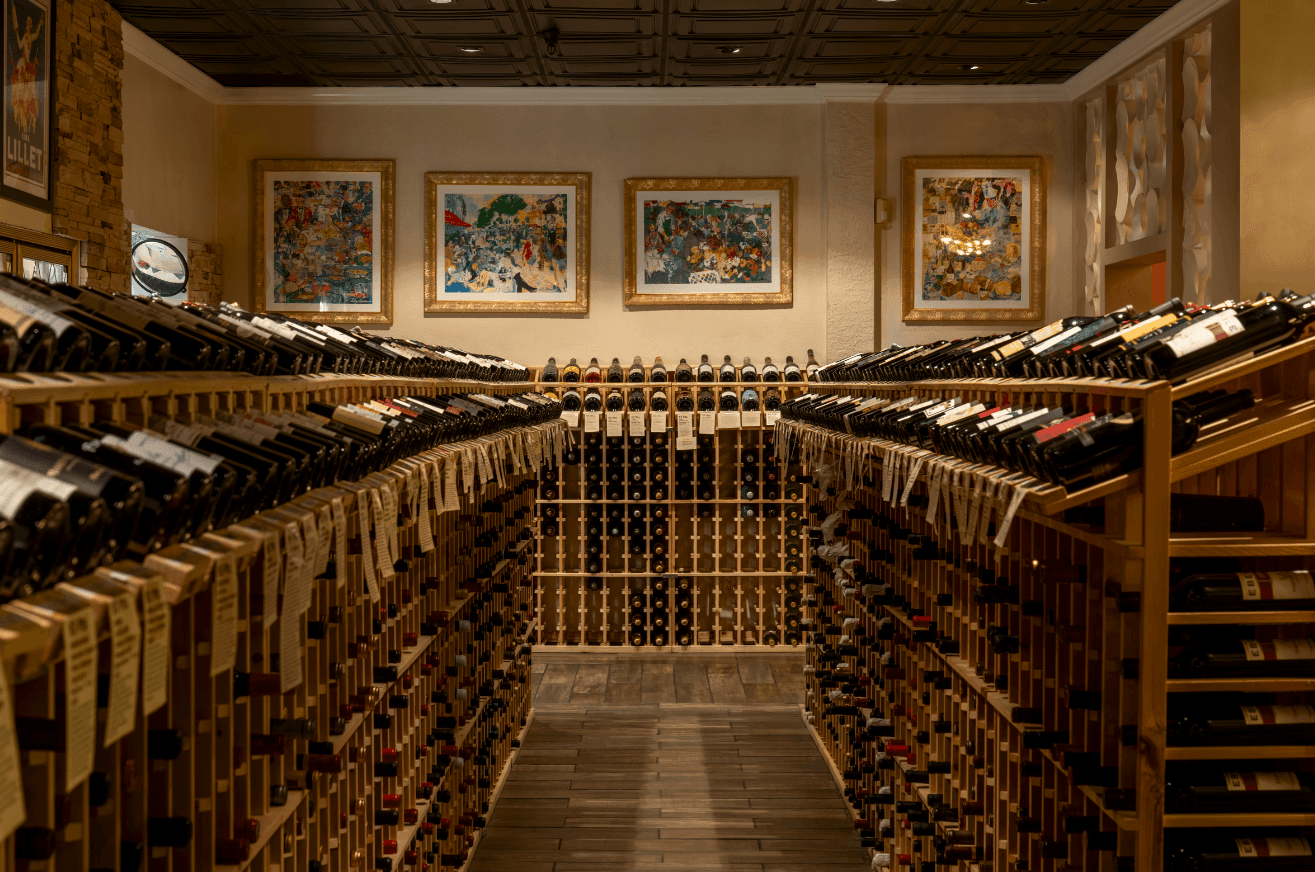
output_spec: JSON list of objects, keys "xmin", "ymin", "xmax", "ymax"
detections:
[
  {"xmin": 186, "ymin": 240, "xmax": 223, "ymax": 305},
  {"xmin": 50, "ymin": 0, "xmax": 129, "ymax": 293}
]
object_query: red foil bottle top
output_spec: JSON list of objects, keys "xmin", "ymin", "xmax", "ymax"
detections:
[
  {"xmin": 380, "ymin": 747, "xmax": 399, "ymax": 764},
  {"xmin": 381, "ymin": 793, "xmax": 401, "ymax": 809},
  {"xmin": 405, "ymin": 808, "xmax": 419, "ymax": 825},
  {"xmin": 383, "ymin": 839, "xmax": 398, "ymax": 855}
]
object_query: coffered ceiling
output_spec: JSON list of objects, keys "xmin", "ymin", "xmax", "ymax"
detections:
[{"xmin": 111, "ymin": 0, "xmax": 1180, "ymax": 88}]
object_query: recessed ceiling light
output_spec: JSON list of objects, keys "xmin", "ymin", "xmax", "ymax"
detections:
[
  {"xmin": 718, "ymin": 46, "xmax": 742, "ymax": 54},
  {"xmin": 970, "ymin": 65, "xmax": 979, "ymax": 69},
  {"xmin": 429, "ymin": 0, "xmax": 451, "ymax": 4},
  {"xmin": 959, "ymin": 64, "xmax": 981, "ymax": 71},
  {"xmin": 460, "ymin": 46, "xmax": 482, "ymax": 53}
]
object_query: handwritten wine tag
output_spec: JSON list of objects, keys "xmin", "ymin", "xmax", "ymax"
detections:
[
  {"xmin": 881, "ymin": 449, "xmax": 895, "ymax": 502},
  {"xmin": 628, "ymin": 411, "xmax": 646, "ymax": 435},
  {"xmin": 742, "ymin": 410, "xmax": 762, "ymax": 428},
  {"xmin": 141, "ymin": 576, "xmax": 169, "ymax": 716},
  {"xmin": 461, "ymin": 449, "xmax": 475, "ymax": 492},
  {"xmin": 279, "ymin": 608, "xmax": 302, "ymax": 693},
  {"xmin": 443, "ymin": 459, "xmax": 459, "ymax": 513},
  {"xmin": 718, "ymin": 411, "xmax": 740, "ymax": 429},
  {"xmin": 583, "ymin": 411, "xmax": 601, "ymax": 433},
  {"xmin": 900, "ymin": 455, "xmax": 926, "ymax": 506},
  {"xmin": 0, "ymin": 661, "xmax": 23, "ymax": 843},
  {"xmin": 211, "ymin": 553, "xmax": 238, "ymax": 677},
  {"xmin": 605, "ymin": 411, "xmax": 624, "ymax": 438},
  {"xmin": 560, "ymin": 410, "xmax": 579, "ymax": 427},
  {"xmin": 925, "ymin": 462, "xmax": 944, "ymax": 526},
  {"xmin": 979, "ymin": 478, "xmax": 1000, "ymax": 546},
  {"xmin": 994, "ymin": 486, "xmax": 1028, "ymax": 548},
  {"xmin": 699, "ymin": 411, "xmax": 716, "ymax": 435},
  {"xmin": 103, "ymin": 592, "xmax": 141, "ymax": 747},
  {"xmin": 966, "ymin": 476, "xmax": 985, "ymax": 544},
  {"xmin": 370, "ymin": 489, "xmax": 395, "ymax": 580},
  {"xmin": 62, "ymin": 607, "xmax": 97, "ymax": 792},
  {"xmin": 331, "ymin": 497, "xmax": 348, "ymax": 586},
  {"xmin": 651, "ymin": 412, "xmax": 667, "ymax": 433},
  {"xmin": 765, "ymin": 410, "xmax": 781, "ymax": 426},
  {"xmin": 417, "ymin": 469, "xmax": 435, "ymax": 554}
]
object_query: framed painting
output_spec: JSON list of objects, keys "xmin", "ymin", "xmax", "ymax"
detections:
[
  {"xmin": 624, "ymin": 177, "xmax": 793, "ymax": 307},
  {"xmin": 254, "ymin": 158, "xmax": 394, "ymax": 325},
  {"xmin": 424, "ymin": 171, "xmax": 589, "ymax": 314},
  {"xmin": 2, "ymin": 0, "xmax": 51, "ymax": 208},
  {"xmin": 901, "ymin": 156, "xmax": 1045, "ymax": 322}
]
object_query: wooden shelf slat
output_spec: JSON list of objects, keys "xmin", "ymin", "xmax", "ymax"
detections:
[
  {"xmin": 1163, "ymin": 811, "xmax": 1315, "ymax": 828},
  {"xmin": 1166, "ymin": 745, "xmax": 1315, "ymax": 760},
  {"xmin": 1165, "ymin": 677, "xmax": 1315, "ymax": 693},
  {"xmin": 1167, "ymin": 610, "xmax": 1315, "ymax": 625}
]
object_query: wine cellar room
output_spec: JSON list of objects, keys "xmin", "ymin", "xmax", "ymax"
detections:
[{"xmin": 0, "ymin": 0, "xmax": 1309, "ymax": 870}]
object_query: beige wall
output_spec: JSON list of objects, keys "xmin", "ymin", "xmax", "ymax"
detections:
[
  {"xmin": 1240, "ymin": 0, "xmax": 1315, "ymax": 299},
  {"xmin": 122, "ymin": 53, "xmax": 216, "ymax": 243},
  {"xmin": 878, "ymin": 100, "xmax": 1078, "ymax": 348},
  {"xmin": 215, "ymin": 102, "xmax": 834, "ymax": 365}
]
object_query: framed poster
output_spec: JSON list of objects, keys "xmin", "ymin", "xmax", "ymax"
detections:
[
  {"xmin": 624, "ymin": 177, "xmax": 793, "ymax": 308},
  {"xmin": 902, "ymin": 156, "xmax": 1044, "ymax": 322},
  {"xmin": 424, "ymin": 171, "xmax": 589, "ymax": 314},
  {"xmin": 254, "ymin": 158, "xmax": 394, "ymax": 325},
  {"xmin": 2, "ymin": 0, "xmax": 50, "ymax": 207}
]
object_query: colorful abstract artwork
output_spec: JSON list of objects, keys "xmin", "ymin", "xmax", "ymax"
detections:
[
  {"xmin": 902, "ymin": 157, "xmax": 1045, "ymax": 322},
  {"xmin": 425, "ymin": 173, "xmax": 589, "ymax": 314},
  {"xmin": 255, "ymin": 160, "xmax": 394, "ymax": 325},
  {"xmin": 624, "ymin": 178, "xmax": 793, "ymax": 307},
  {"xmin": 2, "ymin": 0, "xmax": 49, "ymax": 203}
]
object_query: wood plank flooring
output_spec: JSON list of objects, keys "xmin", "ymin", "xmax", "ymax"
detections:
[{"xmin": 470, "ymin": 653, "xmax": 868, "ymax": 872}]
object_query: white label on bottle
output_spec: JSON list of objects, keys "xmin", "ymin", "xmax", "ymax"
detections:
[
  {"xmin": 718, "ymin": 411, "xmax": 741, "ymax": 429},
  {"xmin": 0, "ymin": 289, "xmax": 75, "ymax": 334},
  {"xmin": 140, "ymin": 576, "xmax": 169, "ymax": 716},
  {"xmin": 1164, "ymin": 310, "xmax": 1246, "ymax": 358},
  {"xmin": 1239, "ymin": 570, "xmax": 1315, "ymax": 601},
  {"xmin": 560, "ymin": 410, "xmax": 579, "ymax": 427},
  {"xmin": 1235, "ymin": 838, "xmax": 1312, "ymax": 858},
  {"xmin": 605, "ymin": 411, "xmax": 624, "ymax": 438},
  {"xmin": 210, "ymin": 552, "xmax": 238, "ymax": 678},
  {"xmin": 1224, "ymin": 771, "xmax": 1301, "ymax": 791},
  {"xmin": 742, "ymin": 411, "xmax": 762, "ymax": 428},
  {"xmin": 160, "ymin": 418, "xmax": 211, "ymax": 448},
  {"xmin": 102, "ymin": 591, "xmax": 141, "ymax": 747},
  {"xmin": 1241, "ymin": 638, "xmax": 1315, "ymax": 661},
  {"xmin": 1241, "ymin": 704, "xmax": 1315, "ymax": 725},
  {"xmin": 765, "ymin": 410, "xmax": 781, "ymax": 426},
  {"xmin": 700, "ymin": 411, "xmax": 717, "ymax": 435},
  {"xmin": 63, "ymin": 607, "xmax": 97, "ymax": 793},
  {"xmin": 1029, "ymin": 324, "xmax": 1083, "ymax": 356},
  {"xmin": 330, "ymin": 405, "xmax": 387, "ymax": 435},
  {"xmin": 0, "ymin": 461, "xmax": 73, "ymax": 518},
  {"xmin": 0, "ymin": 657, "xmax": 23, "ymax": 843},
  {"xmin": 121, "ymin": 430, "xmax": 222, "ymax": 475},
  {"xmin": 628, "ymin": 412, "xmax": 646, "ymax": 435}
]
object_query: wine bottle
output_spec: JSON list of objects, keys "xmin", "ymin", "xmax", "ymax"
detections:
[
  {"xmin": 694, "ymin": 354, "xmax": 713, "ymax": 382},
  {"xmin": 783, "ymin": 355, "xmax": 802, "ymax": 382},
  {"xmin": 584, "ymin": 357, "xmax": 602, "ymax": 383},
  {"xmin": 0, "ymin": 458, "xmax": 72, "ymax": 594},
  {"xmin": 1143, "ymin": 294, "xmax": 1315, "ymax": 381},
  {"xmin": 763, "ymin": 389, "xmax": 781, "ymax": 411},
  {"xmin": 627, "ymin": 390, "xmax": 646, "ymax": 412},
  {"xmin": 719, "ymin": 355, "xmax": 736, "ymax": 382},
  {"xmin": 561, "ymin": 357, "xmax": 581, "ymax": 382},
  {"xmin": 583, "ymin": 388, "xmax": 602, "ymax": 413},
  {"xmin": 606, "ymin": 357, "xmax": 624, "ymax": 383},
  {"xmin": 1169, "ymin": 701, "xmax": 1315, "ymax": 745},
  {"xmin": 651, "ymin": 356, "xmax": 667, "ymax": 382},
  {"xmin": 1167, "ymin": 836, "xmax": 1313, "ymax": 872},
  {"xmin": 805, "ymin": 349, "xmax": 820, "ymax": 379},
  {"xmin": 628, "ymin": 356, "xmax": 645, "ymax": 383},
  {"xmin": 742, "ymin": 388, "xmax": 760, "ymax": 412},
  {"xmin": 651, "ymin": 389, "xmax": 669, "ymax": 412},
  {"xmin": 740, "ymin": 357, "xmax": 758, "ymax": 382},
  {"xmin": 719, "ymin": 388, "xmax": 739, "ymax": 411},
  {"xmin": 761, "ymin": 356, "xmax": 780, "ymax": 382},
  {"xmin": 541, "ymin": 357, "xmax": 558, "ymax": 381},
  {"xmin": 606, "ymin": 389, "xmax": 624, "ymax": 412},
  {"xmin": 1166, "ymin": 769, "xmax": 1315, "ymax": 813},
  {"xmin": 1170, "ymin": 638, "xmax": 1315, "ymax": 678},
  {"xmin": 697, "ymin": 389, "xmax": 715, "ymax": 412},
  {"xmin": 1172, "ymin": 570, "xmax": 1315, "ymax": 612},
  {"xmin": 561, "ymin": 388, "xmax": 581, "ymax": 412}
]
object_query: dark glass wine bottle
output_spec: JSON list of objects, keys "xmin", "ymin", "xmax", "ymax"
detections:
[
  {"xmin": 606, "ymin": 357, "xmax": 624, "ymax": 383},
  {"xmin": 628, "ymin": 355, "xmax": 645, "ymax": 383},
  {"xmin": 651, "ymin": 356, "xmax": 667, "ymax": 382},
  {"xmin": 541, "ymin": 357, "xmax": 558, "ymax": 381},
  {"xmin": 561, "ymin": 357, "xmax": 581, "ymax": 382}
]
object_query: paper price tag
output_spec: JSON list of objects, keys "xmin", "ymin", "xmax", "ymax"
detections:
[
  {"xmin": 742, "ymin": 410, "xmax": 762, "ymax": 428},
  {"xmin": 443, "ymin": 459, "xmax": 459, "ymax": 512},
  {"xmin": 370, "ymin": 490, "xmax": 395, "ymax": 580},
  {"xmin": 699, "ymin": 411, "xmax": 717, "ymax": 435},
  {"xmin": 900, "ymin": 455, "xmax": 925, "ymax": 507},
  {"xmin": 62, "ymin": 608, "xmax": 97, "ymax": 792},
  {"xmin": 257, "ymin": 527, "xmax": 281, "ymax": 624},
  {"xmin": 651, "ymin": 412, "xmax": 668, "ymax": 433},
  {"xmin": 417, "ymin": 469, "xmax": 434, "ymax": 553},
  {"xmin": 966, "ymin": 476, "xmax": 985, "ymax": 543},
  {"xmin": 994, "ymin": 486, "xmax": 1028, "ymax": 548},
  {"xmin": 210, "ymin": 553, "xmax": 238, "ymax": 677},
  {"xmin": 0, "ymin": 662, "xmax": 23, "ymax": 842},
  {"xmin": 103, "ymin": 592, "xmax": 141, "ymax": 747},
  {"xmin": 279, "ymin": 609, "xmax": 302, "ymax": 693},
  {"xmin": 925, "ymin": 463, "xmax": 944, "ymax": 526},
  {"xmin": 979, "ymin": 478, "xmax": 1000, "ymax": 546},
  {"xmin": 676, "ymin": 412, "xmax": 694, "ymax": 443},
  {"xmin": 461, "ymin": 449, "xmax": 475, "ymax": 492},
  {"xmin": 560, "ymin": 410, "xmax": 579, "ymax": 427},
  {"xmin": 765, "ymin": 410, "xmax": 781, "ymax": 426},
  {"xmin": 141, "ymin": 576, "xmax": 169, "ymax": 716},
  {"xmin": 606, "ymin": 411, "xmax": 624, "ymax": 437},
  {"xmin": 331, "ymin": 497, "xmax": 348, "ymax": 586},
  {"xmin": 583, "ymin": 411, "xmax": 601, "ymax": 433},
  {"xmin": 881, "ymin": 449, "xmax": 895, "ymax": 502},
  {"xmin": 627, "ymin": 411, "xmax": 646, "ymax": 435}
]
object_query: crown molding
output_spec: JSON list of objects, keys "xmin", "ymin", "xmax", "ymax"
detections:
[
  {"xmin": 121, "ymin": 21, "xmax": 225, "ymax": 104},
  {"xmin": 883, "ymin": 84, "xmax": 1069, "ymax": 105},
  {"xmin": 1061, "ymin": 0, "xmax": 1233, "ymax": 100}
]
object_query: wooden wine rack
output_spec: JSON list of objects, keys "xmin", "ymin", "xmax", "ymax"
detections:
[
  {"xmin": 0, "ymin": 372, "xmax": 562, "ymax": 872},
  {"xmin": 531, "ymin": 364, "xmax": 812, "ymax": 649},
  {"xmin": 787, "ymin": 334, "xmax": 1315, "ymax": 872}
]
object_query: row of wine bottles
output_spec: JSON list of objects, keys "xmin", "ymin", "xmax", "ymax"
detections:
[
  {"xmin": 782, "ymin": 387, "xmax": 1255, "ymax": 489},
  {"xmin": 552, "ymin": 384, "xmax": 783, "ymax": 413},
  {"xmin": 0, "ymin": 389, "xmax": 559, "ymax": 601},
  {"xmin": 0, "ymin": 272, "xmax": 529, "ymax": 378},
  {"xmin": 816, "ymin": 291, "xmax": 1315, "ymax": 384},
  {"xmin": 542, "ymin": 352, "xmax": 819, "ymax": 384}
]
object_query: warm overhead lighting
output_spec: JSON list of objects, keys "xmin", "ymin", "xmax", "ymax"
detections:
[
  {"xmin": 460, "ymin": 46, "xmax": 482, "ymax": 52},
  {"xmin": 970, "ymin": 65, "xmax": 979, "ymax": 69},
  {"xmin": 718, "ymin": 46, "xmax": 742, "ymax": 54},
  {"xmin": 429, "ymin": 0, "xmax": 452, "ymax": 4}
]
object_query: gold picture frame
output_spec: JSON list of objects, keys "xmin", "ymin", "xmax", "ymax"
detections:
[
  {"xmin": 901, "ymin": 156, "xmax": 1045, "ymax": 322},
  {"xmin": 253, "ymin": 158, "xmax": 394, "ymax": 325},
  {"xmin": 424, "ymin": 171, "xmax": 590, "ymax": 314},
  {"xmin": 623, "ymin": 177, "xmax": 794, "ymax": 307}
]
